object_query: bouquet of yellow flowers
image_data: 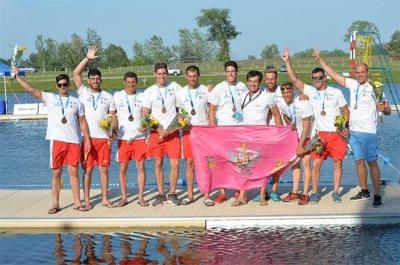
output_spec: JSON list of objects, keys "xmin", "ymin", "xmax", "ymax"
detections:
[
  {"xmin": 303, "ymin": 135, "xmax": 324, "ymax": 155},
  {"xmin": 141, "ymin": 114, "xmax": 159, "ymax": 130},
  {"xmin": 166, "ymin": 108, "xmax": 190, "ymax": 131},
  {"xmin": 334, "ymin": 114, "xmax": 348, "ymax": 142},
  {"xmin": 371, "ymin": 78, "xmax": 384, "ymax": 123},
  {"xmin": 99, "ymin": 115, "xmax": 113, "ymax": 130}
]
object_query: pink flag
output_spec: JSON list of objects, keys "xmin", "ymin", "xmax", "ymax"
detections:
[{"xmin": 189, "ymin": 125, "xmax": 298, "ymax": 193}]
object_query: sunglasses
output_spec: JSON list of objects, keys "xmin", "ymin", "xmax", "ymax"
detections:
[
  {"xmin": 312, "ymin": 76, "xmax": 324, "ymax": 81},
  {"xmin": 57, "ymin": 83, "xmax": 68, "ymax": 88},
  {"xmin": 281, "ymin": 86, "xmax": 292, "ymax": 91}
]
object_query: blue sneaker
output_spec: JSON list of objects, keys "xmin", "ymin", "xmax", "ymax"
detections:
[
  {"xmin": 332, "ymin": 192, "xmax": 342, "ymax": 203},
  {"xmin": 310, "ymin": 192, "xmax": 319, "ymax": 204},
  {"xmin": 270, "ymin": 191, "xmax": 281, "ymax": 202}
]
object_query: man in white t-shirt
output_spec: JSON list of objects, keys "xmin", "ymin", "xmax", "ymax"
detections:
[
  {"xmin": 73, "ymin": 46, "xmax": 117, "ymax": 209},
  {"xmin": 176, "ymin": 65, "xmax": 215, "ymax": 206},
  {"xmin": 283, "ymin": 47, "xmax": 350, "ymax": 204},
  {"xmin": 313, "ymin": 49, "xmax": 391, "ymax": 207},
  {"xmin": 13, "ymin": 68, "xmax": 91, "ymax": 214},
  {"xmin": 142, "ymin": 63, "xmax": 182, "ymax": 206},
  {"xmin": 208, "ymin": 60, "xmax": 248, "ymax": 204},
  {"xmin": 234, "ymin": 70, "xmax": 282, "ymax": 206},
  {"xmin": 113, "ymin": 72, "xmax": 148, "ymax": 207},
  {"xmin": 279, "ymin": 81, "xmax": 314, "ymax": 205}
]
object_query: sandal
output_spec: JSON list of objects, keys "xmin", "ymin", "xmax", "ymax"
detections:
[
  {"xmin": 180, "ymin": 197, "xmax": 194, "ymax": 205},
  {"xmin": 115, "ymin": 200, "xmax": 128, "ymax": 208},
  {"xmin": 101, "ymin": 202, "xmax": 116, "ymax": 208},
  {"xmin": 137, "ymin": 200, "xmax": 149, "ymax": 207},
  {"xmin": 204, "ymin": 198, "xmax": 215, "ymax": 207},
  {"xmin": 73, "ymin": 205, "xmax": 89, "ymax": 212},
  {"xmin": 47, "ymin": 207, "xmax": 61, "ymax": 214},
  {"xmin": 231, "ymin": 200, "xmax": 247, "ymax": 207}
]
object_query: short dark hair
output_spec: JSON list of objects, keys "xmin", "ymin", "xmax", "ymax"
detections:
[
  {"xmin": 186, "ymin": 65, "xmax": 200, "ymax": 75},
  {"xmin": 224, "ymin": 60, "xmax": 238, "ymax": 71},
  {"xmin": 246, "ymin": 70, "xmax": 263, "ymax": 81},
  {"xmin": 264, "ymin": 68, "xmax": 278, "ymax": 77},
  {"xmin": 88, "ymin": 68, "xmax": 102, "ymax": 78},
  {"xmin": 154, "ymin": 62, "xmax": 168, "ymax": 72},
  {"xmin": 123, "ymin": 71, "xmax": 138, "ymax": 81},
  {"xmin": 56, "ymin": 74, "xmax": 69, "ymax": 83},
  {"xmin": 311, "ymin": 67, "xmax": 325, "ymax": 75},
  {"xmin": 280, "ymin": 81, "xmax": 293, "ymax": 90}
]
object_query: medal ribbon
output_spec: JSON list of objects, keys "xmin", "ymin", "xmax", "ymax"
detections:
[
  {"xmin": 59, "ymin": 95, "xmax": 70, "ymax": 118},
  {"xmin": 317, "ymin": 89, "xmax": 327, "ymax": 113},
  {"xmin": 157, "ymin": 86, "xmax": 168, "ymax": 109},
  {"xmin": 125, "ymin": 93, "xmax": 136, "ymax": 117},
  {"xmin": 228, "ymin": 84, "xmax": 237, "ymax": 109},
  {"xmin": 241, "ymin": 89, "xmax": 262, "ymax": 109},
  {"xmin": 188, "ymin": 86, "xmax": 200, "ymax": 111},
  {"xmin": 91, "ymin": 91, "xmax": 102, "ymax": 110}
]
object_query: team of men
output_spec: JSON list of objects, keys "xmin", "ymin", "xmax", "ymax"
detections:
[{"xmin": 13, "ymin": 46, "xmax": 391, "ymax": 213}]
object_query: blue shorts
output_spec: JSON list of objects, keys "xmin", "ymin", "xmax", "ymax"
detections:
[{"xmin": 349, "ymin": 131, "xmax": 378, "ymax": 161}]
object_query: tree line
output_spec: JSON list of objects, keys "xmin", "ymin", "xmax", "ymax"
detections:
[{"xmin": 1, "ymin": 10, "xmax": 398, "ymax": 71}]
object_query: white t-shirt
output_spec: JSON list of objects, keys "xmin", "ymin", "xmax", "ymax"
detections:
[
  {"xmin": 241, "ymin": 89, "xmax": 275, "ymax": 125},
  {"xmin": 208, "ymin": 80, "xmax": 247, "ymax": 125},
  {"xmin": 265, "ymin": 86, "xmax": 285, "ymax": 125},
  {"xmin": 142, "ymin": 81, "xmax": 182, "ymax": 129},
  {"xmin": 281, "ymin": 97, "xmax": 314, "ymax": 138},
  {"xmin": 42, "ymin": 92, "xmax": 84, "ymax": 144},
  {"xmin": 345, "ymin": 78, "xmax": 380, "ymax": 133},
  {"xmin": 176, "ymin": 84, "xmax": 209, "ymax": 125},
  {"xmin": 303, "ymin": 84, "xmax": 347, "ymax": 132},
  {"xmin": 113, "ymin": 90, "xmax": 145, "ymax": 140},
  {"xmin": 77, "ymin": 85, "xmax": 116, "ymax": 138}
]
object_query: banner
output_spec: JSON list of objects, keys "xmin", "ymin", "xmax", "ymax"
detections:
[{"xmin": 190, "ymin": 125, "xmax": 298, "ymax": 193}]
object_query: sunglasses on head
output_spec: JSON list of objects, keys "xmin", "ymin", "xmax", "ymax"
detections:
[
  {"xmin": 312, "ymin": 76, "xmax": 324, "ymax": 81},
  {"xmin": 57, "ymin": 83, "xmax": 68, "ymax": 88}
]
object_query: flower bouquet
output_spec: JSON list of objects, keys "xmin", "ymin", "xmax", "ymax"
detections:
[
  {"xmin": 159, "ymin": 108, "xmax": 190, "ymax": 139},
  {"xmin": 99, "ymin": 115, "xmax": 113, "ymax": 130},
  {"xmin": 11, "ymin": 44, "xmax": 27, "ymax": 77},
  {"xmin": 141, "ymin": 114, "xmax": 159, "ymax": 130},
  {"xmin": 334, "ymin": 114, "xmax": 348, "ymax": 142},
  {"xmin": 303, "ymin": 135, "xmax": 324, "ymax": 155},
  {"xmin": 371, "ymin": 78, "xmax": 384, "ymax": 123}
]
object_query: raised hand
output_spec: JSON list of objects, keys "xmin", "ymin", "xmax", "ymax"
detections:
[
  {"xmin": 11, "ymin": 66, "xmax": 19, "ymax": 77},
  {"xmin": 86, "ymin": 46, "xmax": 98, "ymax": 60},
  {"xmin": 282, "ymin": 48, "xmax": 290, "ymax": 62},
  {"xmin": 312, "ymin": 48, "xmax": 320, "ymax": 60}
]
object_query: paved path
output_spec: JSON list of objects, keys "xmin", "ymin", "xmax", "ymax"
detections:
[{"xmin": 1, "ymin": 185, "xmax": 399, "ymax": 230}]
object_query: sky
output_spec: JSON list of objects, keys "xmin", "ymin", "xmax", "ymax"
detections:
[{"xmin": 0, "ymin": 0, "xmax": 399, "ymax": 60}]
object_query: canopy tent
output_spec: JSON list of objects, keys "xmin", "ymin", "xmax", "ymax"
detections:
[{"xmin": 0, "ymin": 63, "xmax": 25, "ymax": 114}]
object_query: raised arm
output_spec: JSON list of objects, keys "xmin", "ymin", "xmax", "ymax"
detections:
[
  {"xmin": 313, "ymin": 48, "xmax": 346, "ymax": 87},
  {"xmin": 13, "ymin": 67, "xmax": 43, "ymax": 101},
  {"xmin": 282, "ymin": 48, "xmax": 305, "ymax": 93},
  {"xmin": 73, "ymin": 46, "xmax": 98, "ymax": 89}
]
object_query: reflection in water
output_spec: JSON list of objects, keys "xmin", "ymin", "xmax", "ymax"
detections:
[{"xmin": 41, "ymin": 225, "xmax": 400, "ymax": 264}]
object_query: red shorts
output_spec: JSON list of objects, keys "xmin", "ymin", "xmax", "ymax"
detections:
[
  {"xmin": 182, "ymin": 131, "xmax": 193, "ymax": 159},
  {"xmin": 311, "ymin": 131, "xmax": 346, "ymax": 160},
  {"xmin": 49, "ymin": 140, "xmax": 80, "ymax": 169},
  {"xmin": 82, "ymin": 137, "xmax": 111, "ymax": 169},
  {"xmin": 147, "ymin": 131, "xmax": 180, "ymax": 159},
  {"xmin": 116, "ymin": 139, "xmax": 147, "ymax": 162}
]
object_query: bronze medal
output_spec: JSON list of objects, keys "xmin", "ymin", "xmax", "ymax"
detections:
[
  {"xmin": 191, "ymin": 109, "xmax": 196, "ymax": 115},
  {"xmin": 320, "ymin": 110, "xmax": 326, "ymax": 116},
  {"xmin": 162, "ymin": 106, "xmax": 167, "ymax": 113},
  {"xmin": 61, "ymin": 116, "xmax": 67, "ymax": 124},
  {"xmin": 128, "ymin": 114, "xmax": 134, "ymax": 121},
  {"xmin": 232, "ymin": 106, "xmax": 237, "ymax": 112}
]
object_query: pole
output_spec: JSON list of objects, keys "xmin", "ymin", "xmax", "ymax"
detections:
[{"xmin": 4, "ymin": 75, "xmax": 7, "ymax": 114}]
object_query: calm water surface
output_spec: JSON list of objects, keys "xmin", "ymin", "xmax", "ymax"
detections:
[{"xmin": 1, "ymin": 225, "xmax": 400, "ymax": 264}]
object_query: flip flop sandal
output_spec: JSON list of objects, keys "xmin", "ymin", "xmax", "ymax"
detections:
[
  {"xmin": 47, "ymin": 207, "xmax": 61, "ymax": 214},
  {"xmin": 231, "ymin": 200, "xmax": 247, "ymax": 207},
  {"xmin": 73, "ymin": 205, "xmax": 89, "ymax": 212},
  {"xmin": 137, "ymin": 200, "xmax": 149, "ymax": 207},
  {"xmin": 180, "ymin": 197, "xmax": 194, "ymax": 205},
  {"xmin": 101, "ymin": 202, "xmax": 116, "ymax": 208},
  {"xmin": 203, "ymin": 198, "xmax": 215, "ymax": 207},
  {"xmin": 115, "ymin": 200, "xmax": 128, "ymax": 208}
]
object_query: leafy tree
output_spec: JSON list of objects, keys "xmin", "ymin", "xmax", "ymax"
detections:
[
  {"xmin": 260, "ymin": 44, "xmax": 279, "ymax": 59},
  {"xmin": 68, "ymin": 34, "xmax": 85, "ymax": 67},
  {"xmin": 29, "ymin": 35, "xmax": 60, "ymax": 71},
  {"xmin": 196, "ymin": 8, "xmax": 240, "ymax": 61},
  {"xmin": 247, "ymin": 55, "xmax": 257, "ymax": 60},
  {"xmin": 103, "ymin": 44, "xmax": 130, "ymax": 67},
  {"xmin": 144, "ymin": 35, "xmax": 174, "ymax": 63},
  {"xmin": 132, "ymin": 42, "xmax": 151, "ymax": 65},
  {"xmin": 86, "ymin": 28, "xmax": 103, "ymax": 68},
  {"xmin": 344, "ymin": 20, "xmax": 380, "ymax": 42},
  {"xmin": 386, "ymin": 30, "xmax": 400, "ymax": 57},
  {"xmin": 172, "ymin": 28, "xmax": 217, "ymax": 62}
]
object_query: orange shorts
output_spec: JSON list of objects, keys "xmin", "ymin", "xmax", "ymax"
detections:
[
  {"xmin": 311, "ymin": 131, "xmax": 346, "ymax": 160},
  {"xmin": 49, "ymin": 140, "xmax": 80, "ymax": 169},
  {"xmin": 182, "ymin": 131, "xmax": 193, "ymax": 159},
  {"xmin": 147, "ymin": 131, "xmax": 180, "ymax": 159},
  {"xmin": 116, "ymin": 139, "xmax": 147, "ymax": 162},
  {"xmin": 82, "ymin": 137, "xmax": 111, "ymax": 169}
]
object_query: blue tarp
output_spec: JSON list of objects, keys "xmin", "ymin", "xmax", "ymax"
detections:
[{"xmin": 0, "ymin": 63, "xmax": 24, "ymax": 76}]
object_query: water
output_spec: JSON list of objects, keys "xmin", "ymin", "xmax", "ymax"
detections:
[
  {"xmin": 1, "ymin": 86, "xmax": 399, "ymax": 188},
  {"xmin": 1, "ymin": 225, "xmax": 399, "ymax": 264}
]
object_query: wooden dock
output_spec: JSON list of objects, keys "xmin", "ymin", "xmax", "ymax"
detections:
[{"xmin": 0, "ymin": 185, "xmax": 399, "ymax": 230}]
